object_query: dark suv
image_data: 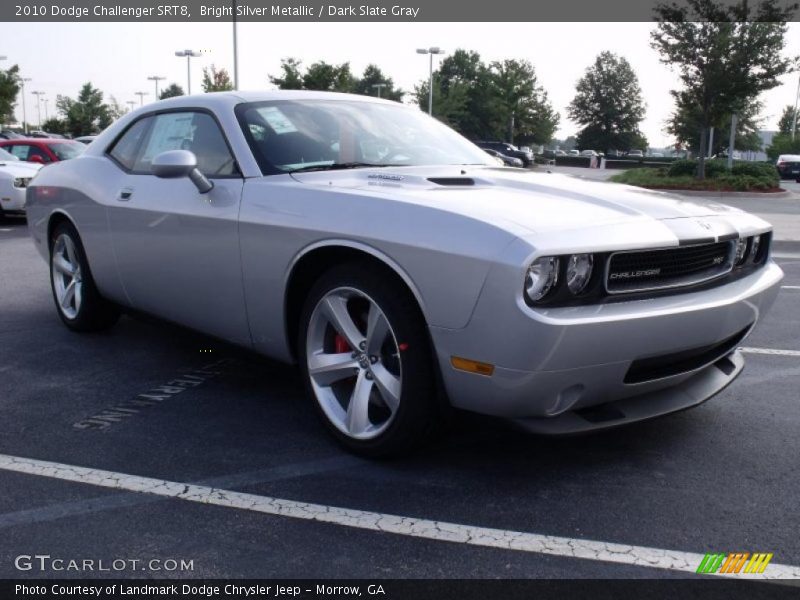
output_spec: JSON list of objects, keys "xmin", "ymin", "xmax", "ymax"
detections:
[{"xmin": 475, "ymin": 141, "xmax": 532, "ymax": 167}]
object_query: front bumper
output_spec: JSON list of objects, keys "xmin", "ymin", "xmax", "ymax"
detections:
[
  {"xmin": 1, "ymin": 186, "xmax": 27, "ymax": 212},
  {"xmin": 430, "ymin": 260, "xmax": 782, "ymax": 431}
]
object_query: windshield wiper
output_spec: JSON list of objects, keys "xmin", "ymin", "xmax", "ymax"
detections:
[{"xmin": 289, "ymin": 162, "xmax": 392, "ymax": 173}]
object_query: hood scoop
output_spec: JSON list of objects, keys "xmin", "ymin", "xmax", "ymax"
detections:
[{"xmin": 427, "ymin": 177, "xmax": 475, "ymax": 186}]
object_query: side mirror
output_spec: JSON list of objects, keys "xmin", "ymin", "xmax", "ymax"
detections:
[
  {"xmin": 151, "ymin": 150, "xmax": 213, "ymax": 194},
  {"xmin": 28, "ymin": 155, "xmax": 45, "ymax": 164}
]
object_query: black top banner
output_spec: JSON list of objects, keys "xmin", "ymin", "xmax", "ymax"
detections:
[{"xmin": 3, "ymin": 0, "xmax": 799, "ymax": 22}]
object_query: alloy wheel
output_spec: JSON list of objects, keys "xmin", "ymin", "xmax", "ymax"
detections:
[
  {"xmin": 51, "ymin": 233, "xmax": 83, "ymax": 320},
  {"xmin": 305, "ymin": 287, "xmax": 403, "ymax": 440}
]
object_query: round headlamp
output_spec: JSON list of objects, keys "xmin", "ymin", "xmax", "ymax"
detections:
[
  {"xmin": 566, "ymin": 253, "xmax": 594, "ymax": 295},
  {"xmin": 734, "ymin": 237, "xmax": 748, "ymax": 265},
  {"xmin": 525, "ymin": 257, "xmax": 559, "ymax": 303}
]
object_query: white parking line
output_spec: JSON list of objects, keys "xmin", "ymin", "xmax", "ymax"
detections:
[
  {"xmin": 781, "ymin": 286, "xmax": 800, "ymax": 290},
  {"xmin": 740, "ymin": 347, "xmax": 800, "ymax": 357},
  {"xmin": 0, "ymin": 453, "xmax": 798, "ymax": 580}
]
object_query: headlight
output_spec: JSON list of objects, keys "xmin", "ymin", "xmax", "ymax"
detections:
[
  {"xmin": 734, "ymin": 237, "xmax": 748, "ymax": 265},
  {"xmin": 566, "ymin": 253, "xmax": 594, "ymax": 294},
  {"xmin": 13, "ymin": 177, "xmax": 27, "ymax": 188},
  {"xmin": 525, "ymin": 257, "xmax": 559, "ymax": 302},
  {"xmin": 751, "ymin": 235, "xmax": 761, "ymax": 260}
]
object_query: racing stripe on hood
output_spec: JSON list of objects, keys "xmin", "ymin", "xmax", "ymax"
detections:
[{"xmin": 659, "ymin": 216, "xmax": 740, "ymax": 246}]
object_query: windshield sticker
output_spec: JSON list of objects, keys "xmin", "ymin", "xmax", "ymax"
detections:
[{"xmin": 259, "ymin": 107, "xmax": 298, "ymax": 134}]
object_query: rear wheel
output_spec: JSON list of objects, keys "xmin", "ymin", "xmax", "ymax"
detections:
[
  {"xmin": 50, "ymin": 221, "xmax": 119, "ymax": 332},
  {"xmin": 298, "ymin": 262, "xmax": 439, "ymax": 457}
]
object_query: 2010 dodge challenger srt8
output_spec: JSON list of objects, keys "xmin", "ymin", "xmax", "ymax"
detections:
[{"xmin": 26, "ymin": 91, "xmax": 783, "ymax": 456}]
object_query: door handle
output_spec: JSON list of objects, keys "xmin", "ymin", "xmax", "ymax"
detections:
[{"xmin": 118, "ymin": 187, "xmax": 134, "ymax": 201}]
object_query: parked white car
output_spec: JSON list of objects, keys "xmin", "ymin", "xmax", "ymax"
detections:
[{"xmin": 0, "ymin": 148, "xmax": 42, "ymax": 218}]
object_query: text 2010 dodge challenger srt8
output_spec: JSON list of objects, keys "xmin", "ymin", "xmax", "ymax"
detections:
[{"xmin": 26, "ymin": 91, "xmax": 782, "ymax": 456}]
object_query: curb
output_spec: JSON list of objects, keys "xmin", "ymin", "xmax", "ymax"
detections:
[{"xmin": 660, "ymin": 189, "xmax": 797, "ymax": 199}]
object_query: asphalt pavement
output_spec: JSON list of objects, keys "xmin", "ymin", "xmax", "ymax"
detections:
[{"xmin": 0, "ymin": 213, "xmax": 799, "ymax": 583}]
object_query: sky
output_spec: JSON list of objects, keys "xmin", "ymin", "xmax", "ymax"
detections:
[{"xmin": 1, "ymin": 21, "xmax": 798, "ymax": 147}]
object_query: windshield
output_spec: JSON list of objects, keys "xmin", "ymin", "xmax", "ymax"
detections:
[
  {"xmin": 236, "ymin": 99, "xmax": 493, "ymax": 174},
  {"xmin": 0, "ymin": 148, "xmax": 20, "ymax": 161},
  {"xmin": 50, "ymin": 142, "xmax": 85, "ymax": 160}
]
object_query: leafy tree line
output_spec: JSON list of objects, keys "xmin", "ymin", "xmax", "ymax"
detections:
[
  {"xmin": 270, "ymin": 59, "xmax": 404, "ymax": 101},
  {"xmin": 413, "ymin": 50, "xmax": 559, "ymax": 146}
]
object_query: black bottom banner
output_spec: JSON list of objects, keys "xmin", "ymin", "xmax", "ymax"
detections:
[{"xmin": 1, "ymin": 579, "xmax": 798, "ymax": 600}]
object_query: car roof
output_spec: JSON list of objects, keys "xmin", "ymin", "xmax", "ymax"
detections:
[
  {"xmin": 778, "ymin": 154, "xmax": 800, "ymax": 161},
  {"xmin": 0, "ymin": 137, "xmax": 79, "ymax": 144},
  {"xmin": 138, "ymin": 90, "xmax": 403, "ymax": 113}
]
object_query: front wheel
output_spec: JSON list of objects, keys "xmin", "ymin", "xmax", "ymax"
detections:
[
  {"xmin": 298, "ymin": 262, "xmax": 439, "ymax": 457},
  {"xmin": 50, "ymin": 221, "xmax": 119, "ymax": 332}
]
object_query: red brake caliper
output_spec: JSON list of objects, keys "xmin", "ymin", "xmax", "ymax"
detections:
[{"xmin": 334, "ymin": 334, "xmax": 351, "ymax": 354}]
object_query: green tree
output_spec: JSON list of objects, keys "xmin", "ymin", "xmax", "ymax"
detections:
[
  {"xmin": 56, "ymin": 82, "xmax": 112, "ymax": 136},
  {"xmin": 269, "ymin": 58, "xmax": 304, "ymax": 90},
  {"xmin": 766, "ymin": 133, "xmax": 800, "ymax": 160},
  {"xmin": 490, "ymin": 59, "xmax": 559, "ymax": 145},
  {"xmin": 353, "ymin": 64, "xmax": 403, "ymax": 101},
  {"xmin": 201, "ymin": 65, "xmax": 234, "ymax": 92},
  {"xmin": 40, "ymin": 117, "xmax": 68, "ymax": 135},
  {"xmin": 568, "ymin": 51, "xmax": 647, "ymax": 153},
  {"xmin": 302, "ymin": 61, "xmax": 356, "ymax": 92},
  {"xmin": 667, "ymin": 92, "xmax": 764, "ymax": 155},
  {"xmin": 651, "ymin": 0, "xmax": 797, "ymax": 178},
  {"xmin": 415, "ymin": 50, "xmax": 557, "ymax": 145},
  {"xmin": 0, "ymin": 64, "xmax": 21, "ymax": 125},
  {"xmin": 415, "ymin": 50, "xmax": 497, "ymax": 139},
  {"xmin": 159, "ymin": 83, "xmax": 184, "ymax": 99},
  {"xmin": 777, "ymin": 104, "xmax": 798, "ymax": 135}
]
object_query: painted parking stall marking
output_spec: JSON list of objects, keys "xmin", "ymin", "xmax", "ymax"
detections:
[
  {"xmin": 740, "ymin": 347, "xmax": 800, "ymax": 357},
  {"xmin": 72, "ymin": 358, "xmax": 233, "ymax": 430},
  {"xmin": 0, "ymin": 454, "xmax": 798, "ymax": 580}
]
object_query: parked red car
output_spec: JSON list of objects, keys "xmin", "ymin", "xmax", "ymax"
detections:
[{"xmin": 0, "ymin": 138, "xmax": 85, "ymax": 164}]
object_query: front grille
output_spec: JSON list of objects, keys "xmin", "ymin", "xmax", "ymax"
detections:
[
  {"xmin": 625, "ymin": 325, "xmax": 750, "ymax": 384},
  {"xmin": 606, "ymin": 241, "xmax": 733, "ymax": 294}
]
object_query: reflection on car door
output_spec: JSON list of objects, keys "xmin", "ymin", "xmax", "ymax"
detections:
[{"xmin": 106, "ymin": 110, "xmax": 250, "ymax": 345}]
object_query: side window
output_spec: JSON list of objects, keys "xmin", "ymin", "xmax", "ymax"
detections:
[
  {"xmin": 134, "ymin": 112, "xmax": 237, "ymax": 176},
  {"xmin": 109, "ymin": 118, "xmax": 152, "ymax": 170},
  {"xmin": 9, "ymin": 145, "xmax": 30, "ymax": 160}
]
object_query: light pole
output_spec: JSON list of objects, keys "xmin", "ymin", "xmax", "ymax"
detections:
[
  {"xmin": 232, "ymin": 0, "xmax": 239, "ymax": 90},
  {"xmin": 20, "ymin": 77, "xmax": 31, "ymax": 134},
  {"xmin": 43, "ymin": 98, "xmax": 49, "ymax": 121},
  {"xmin": 175, "ymin": 49, "xmax": 202, "ymax": 94},
  {"xmin": 126, "ymin": 101, "xmax": 136, "ymax": 113},
  {"xmin": 135, "ymin": 91, "xmax": 148, "ymax": 106},
  {"xmin": 32, "ymin": 91, "xmax": 45, "ymax": 128},
  {"xmin": 416, "ymin": 47, "xmax": 445, "ymax": 115},
  {"xmin": 792, "ymin": 72, "xmax": 800, "ymax": 141},
  {"xmin": 147, "ymin": 75, "xmax": 165, "ymax": 100},
  {"xmin": 371, "ymin": 83, "xmax": 387, "ymax": 98}
]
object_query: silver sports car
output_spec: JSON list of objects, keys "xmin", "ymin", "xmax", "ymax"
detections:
[{"xmin": 26, "ymin": 91, "xmax": 782, "ymax": 456}]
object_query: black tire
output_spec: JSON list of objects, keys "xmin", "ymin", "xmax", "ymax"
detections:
[
  {"xmin": 49, "ymin": 221, "xmax": 120, "ymax": 332},
  {"xmin": 298, "ymin": 261, "xmax": 439, "ymax": 457}
]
